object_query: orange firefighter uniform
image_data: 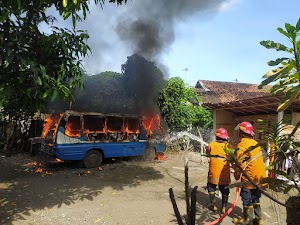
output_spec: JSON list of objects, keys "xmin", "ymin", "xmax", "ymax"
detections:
[
  {"xmin": 235, "ymin": 137, "xmax": 266, "ymax": 189},
  {"xmin": 207, "ymin": 141, "xmax": 231, "ymax": 185},
  {"xmin": 206, "ymin": 128, "xmax": 231, "ymax": 213},
  {"xmin": 233, "ymin": 136, "xmax": 266, "ymax": 225}
]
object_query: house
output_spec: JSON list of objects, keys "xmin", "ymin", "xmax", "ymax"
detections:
[{"xmin": 195, "ymin": 80, "xmax": 300, "ymax": 145}]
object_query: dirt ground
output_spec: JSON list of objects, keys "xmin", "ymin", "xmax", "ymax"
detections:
[{"xmin": 0, "ymin": 151, "xmax": 291, "ymax": 225}]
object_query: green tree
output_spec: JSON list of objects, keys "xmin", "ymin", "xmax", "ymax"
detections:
[
  {"xmin": 259, "ymin": 18, "xmax": 300, "ymax": 111},
  {"xmin": 71, "ymin": 71, "xmax": 126, "ymax": 113},
  {"xmin": 192, "ymin": 106, "xmax": 213, "ymax": 129},
  {"xmin": 158, "ymin": 77, "xmax": 211, "ymax": 131},
  {"xmin": 0, "ymin": 0, "xmax": 127, "ymax": 155}
]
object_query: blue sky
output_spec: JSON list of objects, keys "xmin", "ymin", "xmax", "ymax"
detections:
[
  {"xmin": 45, "ymin": 0, "xmax": 300, "ymax": 87},
  {"xmin": 164, "ymin": 0, "xmax": 300, "ymax": 86}
]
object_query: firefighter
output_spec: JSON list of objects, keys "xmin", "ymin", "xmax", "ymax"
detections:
[
  {"xmin": 206, "ymin": 128, "xmax": 231, "ymax": 214},
  {"xmin": 233, "ymin": 122, "xmax": 266, "ymax": 225}
]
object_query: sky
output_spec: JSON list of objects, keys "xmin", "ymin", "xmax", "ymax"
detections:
[{"xmin": 44, "ymin": 0, "xmax": 300, "ymax": 87}]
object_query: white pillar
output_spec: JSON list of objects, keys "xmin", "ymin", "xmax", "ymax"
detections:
[{"xmin": 278, "ymin": 111, "xmax": 284, "ymax": 124}]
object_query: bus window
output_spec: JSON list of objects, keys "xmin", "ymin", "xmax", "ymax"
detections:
[
  {"xmin": 83, "ymin": 115, "xmax": 106, "ymax": 141},
  {"xmin": 124, "ymin": 117, "xmax": 140, "ymax": 141},
  {"xmin": 107, "ymin": 116, "xmax": 124, "ymax": 141},
  {"xmin": 65, "ymin": 116, "xmax": 81, "ymax": 137}
]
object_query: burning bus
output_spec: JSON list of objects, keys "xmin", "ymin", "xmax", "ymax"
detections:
[{"xmin": 37, "ymin": 110, "xmax": 166, "ymax": 168}]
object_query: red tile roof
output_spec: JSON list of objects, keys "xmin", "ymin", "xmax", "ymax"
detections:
[{"xmin": 195, "ymin": 80, "xmax": 271, "ymax": 104}]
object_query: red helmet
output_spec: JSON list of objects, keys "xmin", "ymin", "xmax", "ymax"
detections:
[
  {"xmin": 239, "ymin": 122, "xmax": 254, "ymax": 136},
  {"xmin": 215, "ymin": 128, "xmax": 229, "ymax": 139}
]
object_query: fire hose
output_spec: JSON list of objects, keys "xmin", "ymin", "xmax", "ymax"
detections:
[{"xmin": 204, "ymin": 183, "xmax": 240, "ymax": 225}]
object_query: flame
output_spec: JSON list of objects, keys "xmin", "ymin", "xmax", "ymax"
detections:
[
  {"xmin": 45, "ymin": 171, "xmax": 53, "ymax": 175},
  {"xmin": 65, "ymin": 122, "xmax": 81, "ymax": 137},
  {"xmin": 156, "ymin": 153, "xmax": 166, "ymax": 161},
  {"xmin": 142, "ymin": 114, "xmax": 161, "ymax": 138},
  {"xmin": 24, "ymin": 161, "xmax": 38, "ymax": 166},
  {"xmin": 42, "ymin": 113, "xmax": 63, "ymax": 139},
  {"xmin": 41, "ymin": 116, "xmax": 53, "ymax": 138},
  {"xmin": 82, "ymin": 117, "xmax": 140, "ymax": 140},
  {"xmin": 55, "ymin": 158, "xmax": 64, "ymax": 163},
  {"xmin": 124, "ymin": 126, "xmax": 140, "ymax": 135},
  {"xmin": 35, "ymin": 167, "xmax": 43, "ymax": 173},
  {"xmin": 42, "ymin": 112, "xmax": 164, "ymax": 142}
]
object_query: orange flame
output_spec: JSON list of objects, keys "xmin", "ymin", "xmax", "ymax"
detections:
[
  {"xmin": 65, "ymin": 122, "xmax": 81, "ymax": 137},
  {"xmin": 124, "ymin": 126, "xmax": 140, "ymax": 135},
  {"xmin": 142, "ymin": 114, "xmax": 161, "ymax": 137},
  {"xmin": 24, "ymin": 161, "xmax": 38, "ymax": 167},
  {"xmin": 42, "ymin": 116, "xmax": 54, "ymax": 138},
  {"xmin": 35, "ymin": 167, "xmax": 43, "ymax": 173},
  {"xmin": 55, "ymin": 158, "xmax": 64, "ymax": 163},
  {"xmin": 42, "ymin": 113, "xmax": 63, "ymax": 139},
  {"xmin": 45, "ymin": 171, "xmax": 53, "ymax": 175},
  {"xmin": 42, "ymin": 112, "xmax": 163, "ymax": 142},
  {"xmin": 156, "ymin": 153, "xmax": 166, "ymax": 160}
]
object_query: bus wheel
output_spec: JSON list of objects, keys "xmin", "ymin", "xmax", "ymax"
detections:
[
  {"xmin": 83, "ymin": 150, "xmax": 102, "ymax": 168},
  {"xmin": 141, "ymin": 147, "xmax": 156, "ymax": 161}
]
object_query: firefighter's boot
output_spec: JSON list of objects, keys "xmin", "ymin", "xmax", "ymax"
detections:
[
  {"xmin": 253, "ymin": 203, "xmax": 263, "ymax": 225},
  {"xmin": 221, "ymin": 195, "xmax": 228, "ymax": 214},
  {"xmin": 208, "ymin": 192, "xmax": 218, "ymax": 212},
  {"xmin": 233, "ymin": 206, "xmax": 254, "ymax": 225}
]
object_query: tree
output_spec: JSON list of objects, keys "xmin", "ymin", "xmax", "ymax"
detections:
[
  {"xmin": 0, "ymin": 0, "xmax": 127, "ymax": 155},
  {"xmin": 192, "ymin": 106, "xmax": 213, "ymax": 129},
  {"xmin": 259, "ymin": 18, "xmax": 300, "ymax": 111},
  {"xmin": 158, "ymin": 77, "xmax": 212, "ymax": 132}
]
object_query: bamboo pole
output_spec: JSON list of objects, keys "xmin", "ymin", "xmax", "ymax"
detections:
[
  {"xmin": 185, "ymin": 159, "xmax": 190, "ymax": 225},
  {"xmin": 190, "ymin": 186, "xmax": 198, "ymax": 225},
  {"xmin": 169, "ymin": 188, "xmax": 184, "ymax": 225}
]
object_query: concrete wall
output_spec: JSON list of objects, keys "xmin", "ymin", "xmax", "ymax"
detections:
[
  {"xmin": 292, "ymin": 112, "xmax": 300, "ymax": 126},
  {"xmin": 213, "ymin": 109, "xmax": 299, "ymax": 146},
  {"xmin": 235, "ymin": 114, "xmax": 278, "ymax": 145},
  {"xmin": 213, "ymin": 109, "xmax": 236, "ymax": 143}
]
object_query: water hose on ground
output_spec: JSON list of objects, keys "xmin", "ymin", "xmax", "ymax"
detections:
[{"xmin": 204, "ymin": 184, "xmax": 240, "ymax": 225}]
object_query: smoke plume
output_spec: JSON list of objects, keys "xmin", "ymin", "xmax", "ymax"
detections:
[
  {"xmin": 115, "ymin": 0, "xmax": 230, "ymax": 72},
  {"xmin": 74, "ymin": 0, "xmax": 232, "ymax": 75},
  {"xmin": 47, "ymin": 0, "xmax": 232, "ymax": 114}
]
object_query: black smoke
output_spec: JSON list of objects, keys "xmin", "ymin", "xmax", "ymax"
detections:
[
  {"xmin": 48, "ymin": 54, "xmax": 167, "ymax": 115},
  {"xmin": 47, "ymin": 0, "xmax": 231, "ymax": 114},
  {"xmin": 115, "ymin": 0, "xmax": 230, "ymax": 69}
]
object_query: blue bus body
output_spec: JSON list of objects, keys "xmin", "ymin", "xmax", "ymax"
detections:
[
  {"xmin": 42, "ymin": 111, "xmax": 166, "ymax": 167},
  {"xmin": 54, "ymin": 142, "xmax": 166, "ymax": 161}
]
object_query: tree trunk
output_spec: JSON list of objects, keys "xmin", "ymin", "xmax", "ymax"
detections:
[
  {"xmin": 3, "ymin": 123, "xmax": 16, "ymax": 156},
  {"xmin": 286, "ymin": 196, "xmax": 300, "ymax": 225}
]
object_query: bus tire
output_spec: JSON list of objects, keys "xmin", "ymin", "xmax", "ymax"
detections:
[
  {"xmin": 141, "ymin": 147, "xmax": 156, "ymax": 161},
  {"xmin": 83, "ymin": 150, "xmax": 102, "ymax": 168}
]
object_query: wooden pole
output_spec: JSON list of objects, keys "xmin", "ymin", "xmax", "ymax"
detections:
[
  {"xmin": 185, "ymin": 159, "xmax": 190, "ymax": 225},
  {"xmin": 190, "ymin": 186, "xmax": 198, "ymax": 225},
  {"xmin": 197, "ymin": 127, "xmax": 204, "ymax": 163},
  {"xmin": 169, "ymin": 188, "xmax": 184, "ymax": 225}
]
